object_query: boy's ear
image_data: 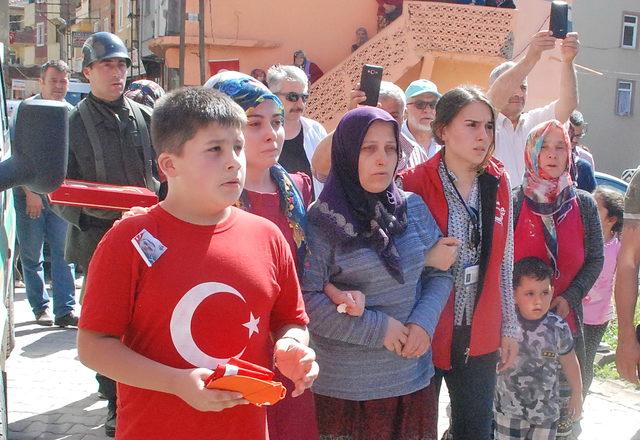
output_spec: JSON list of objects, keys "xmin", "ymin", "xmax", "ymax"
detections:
[{"xmin": 157, "ymin": 152, "xmax": 177, "ymax": 177}]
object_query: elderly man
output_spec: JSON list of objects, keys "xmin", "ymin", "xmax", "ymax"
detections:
[
  {"xmin": 402, "ymin": 79, "xmax": 442, "ymax": 164},
  {"xmin": 267, "ymin": 64, "xmax": 327, "ymax": 197},
  {"xmin": 12, "ymin": 60, "xmax": 77, "ymax": 328},
  {"xmin": 487, "ymin": 30, "xmax": 580, "ymax": 188}
]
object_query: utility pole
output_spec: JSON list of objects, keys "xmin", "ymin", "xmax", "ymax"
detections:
[
  {"xmin": 178, "ymin": 0, "xmax": 186, "ymax": 86},
  {"xmin": 198, "ymin": 0, "xmax": 205, "ymax": 84}
]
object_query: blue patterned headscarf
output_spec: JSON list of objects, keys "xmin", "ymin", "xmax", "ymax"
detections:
[
  {"xmin": 204, "ymin": 71, "xmax": 307, "ymax": 272},
  {"xmin": 204, "ymin": 70, "xmax": 284, "ymax": 116}
]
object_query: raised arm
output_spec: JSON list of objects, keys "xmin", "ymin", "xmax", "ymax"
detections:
[
  {"xmin": 487, "ymin": 31, "xmax": 556, "ymax": 113},
  {"xmin": 555, "ymin": 32, "xmax": 580, "ymax": 122}
]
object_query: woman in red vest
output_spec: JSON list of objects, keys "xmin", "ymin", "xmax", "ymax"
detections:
[
  {"xmin": 513, "ymin": 120, "xmax": 603, "ymax": 437},
  {"xmin": 400, "ymin": 86, "xmax": 520, "ymax": 440}
]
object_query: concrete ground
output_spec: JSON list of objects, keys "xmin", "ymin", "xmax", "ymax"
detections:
[{"xmin": 7, "ymin": 288, "xmax": 640, "ymax": 439}]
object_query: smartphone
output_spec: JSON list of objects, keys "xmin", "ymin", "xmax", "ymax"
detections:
[
  {"xmin": 359, "ymin": 64, "xmax": 383, "ymax": 107},
  {"xmin": 550, "ymin": 1, "xmax": 569, "ymax": 39}
]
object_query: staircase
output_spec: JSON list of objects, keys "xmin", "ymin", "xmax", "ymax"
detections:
[{"xmin": 305, "ymin": 1, "xmax": 517, "ymax": 128}]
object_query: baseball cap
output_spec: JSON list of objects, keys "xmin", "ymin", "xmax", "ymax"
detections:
[{"xmin": 404, "ymin": 79, "xmax": 441, "ymax": 99}]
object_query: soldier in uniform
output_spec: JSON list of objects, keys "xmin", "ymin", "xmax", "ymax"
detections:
[{"xmin": 55, "ymin": 32, "xmax": 157, "ymax": 437}]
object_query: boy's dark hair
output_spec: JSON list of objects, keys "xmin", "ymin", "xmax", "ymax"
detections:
[
  {"xmin": 41, "ymin": 60, "xmax": 70, "ymax": 79},
  {"xmin": 513, "ymin": 257, "xmax": 553, "ymax": 288},
  {"xmin": 594, "ymin": 187, "xmax": 624, "ymax": 235},
  {"xmin": 151, "ymin": 87, "xmax": 247, "ymax": 156}
]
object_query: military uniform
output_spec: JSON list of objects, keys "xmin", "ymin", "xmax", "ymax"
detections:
[{"xmin": 55, "ymin": 93, "xmax": 156, "ymax": 271}]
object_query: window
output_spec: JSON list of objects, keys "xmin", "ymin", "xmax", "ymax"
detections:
[
  {"xmin": 616, "ymin": 81, "xmax": 634, "ymax": 116},
  {"xmin": 622, "ymin": 14, "xmax": 638, "ymax": 49},
  {"xmin": 118, "ymin": 0, "xmax": 125, "ymax": 30},
  {"xmin": 36, "ymin": 22, "xmax": 45, "ymax": 46}
]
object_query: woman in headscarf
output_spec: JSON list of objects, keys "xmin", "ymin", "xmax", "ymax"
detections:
[
  {"xmin": 400, "ymin": 86, "xmax": 520, "ymax": 440},
  {"xmin": 302, "ymin": 106, "xmax": 452, "ymax": 439},
  {"xmin": 351, "ymin": 27, "xmax": 369, "ymax": 52},
  {"xmin": 204, "ymin": 71, "xmax": 316, "ymax": 440},
  {"xmin": 293, "ymin": 50, "xmax": 323, "ymax": 85},
  {"xmin": 512, "ymin": 119, "xmax": 603, "ymax": 438}
]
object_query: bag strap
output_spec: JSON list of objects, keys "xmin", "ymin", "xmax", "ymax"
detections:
[
  {"xmin": 126, "ymin": 98, "xmax": 157, "ymax": 192},
  {"xmin": 77, "ymin": 99, "xmax": 107, "ymax": 183}
]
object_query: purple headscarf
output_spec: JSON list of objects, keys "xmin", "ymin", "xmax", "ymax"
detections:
[{"xmin": 308, "ymin": 106, "xmax": 408, "ymax": 283}]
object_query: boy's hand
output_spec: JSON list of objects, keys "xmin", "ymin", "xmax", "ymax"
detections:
[
  {"xmin": 401, "ymin": 323, "xmax": 431, "ymax": 358},
  {"xmin": 567, "ymin": 392, "xmax": 583, "ymax": 421},
  {"xmin": 274, "ymin": 339, "xmax": 319, "ymax": 397},
  {"xmin": 424, "ymin": 237, "xmax": 461, "ymax": 271},
  {"xmin": 122, "ymin": 205, "xmax": 151, "ymax": 220},
  {"xmin": 383, "ymin": 317, "xmax": 409, "ymax": 356},
  {"xmin": 497, "ymin": 336, "xmax": 519, "ymax": 372},
  {"xmin": 551, "ymin": 296, "xmax": 570, "ymax": 318},
  {"xmin": 171, "ymin": 368, "xmax": 248, "ymax": 412}
]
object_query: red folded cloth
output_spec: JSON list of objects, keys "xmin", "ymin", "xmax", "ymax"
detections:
[
  {"xmin": 205, "ymin": 358, "xmax": 286, "ymax": 407},
  {"xmin": 48, "ymin": 179, "xmax": 158, "ymax": 211}
]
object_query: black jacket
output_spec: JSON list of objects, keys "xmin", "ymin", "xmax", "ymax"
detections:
[{"xmin": 54, "ymin": 93, "xmax": 155, "ymax": 270}]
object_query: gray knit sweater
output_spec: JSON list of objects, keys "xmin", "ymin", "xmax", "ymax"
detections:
[{"xmin": 302, "ymin": 193, "xmax": 453, "ymax": 401}]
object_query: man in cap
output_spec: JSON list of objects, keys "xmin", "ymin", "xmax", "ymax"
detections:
[
  {"xmin": 55, "ymin": 31, "xmax": 158, "ymax": 437},
  {"xmin": 403, "ymin": 79, "xmax": 442, "ymax": 165}
]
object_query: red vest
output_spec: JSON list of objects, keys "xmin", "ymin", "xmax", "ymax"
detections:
[
  {"xmin": 400, "ymin": 152, "xmax": 511, "ymax": 370},
  {"xmin": 514, "ymin": 198, "xmax": 585, "ymax": 333}
]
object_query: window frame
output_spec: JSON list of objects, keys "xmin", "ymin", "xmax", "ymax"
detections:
[
  {"xmin": 615, "ymin": 80, "xmax": 634, "ymax": 117},
  {"xmin": 622, "ymin": 13, "xmax": 638, "ymax": 49},
  {"xmin": 36, "ymin": 22, "xmax": 45, "ymax": 47}
]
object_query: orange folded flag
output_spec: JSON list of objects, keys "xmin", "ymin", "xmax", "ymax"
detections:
[{"xmin": 205, "ymin": 357, "xmax": 286, "ymax": 407}]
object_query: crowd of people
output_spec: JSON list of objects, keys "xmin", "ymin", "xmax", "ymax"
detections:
[{"xmin": 15, "ymin": 24, "xmax": 640, "ymax": 440}]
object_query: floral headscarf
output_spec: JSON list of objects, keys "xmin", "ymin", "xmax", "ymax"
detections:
[
  {"xmin": 204, "ymin": 70, "xmax": 284, "ymax": 116},
  {"xmin": 522, "ymin": 119, "xmax": 576, "ymax": 218},
  {"xmin": 522, "ymin": 119, "xmax": 577, "ymax": 275}
]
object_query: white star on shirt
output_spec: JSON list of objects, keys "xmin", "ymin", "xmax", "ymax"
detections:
[{"xmin": 242, "ymin": 312, "xmax": 260, "ymax": 338}]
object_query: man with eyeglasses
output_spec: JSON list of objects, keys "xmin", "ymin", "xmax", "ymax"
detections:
[
  {"xmin": 403, "ymin": 79, "xmax": 442, "ymax": 167},
  {"xmin": 267, "ymin": 64, "xmax": 327, "ymax": 198},
  {"xmin": 569, "ymin": 110, "xmax": 595, "ymax": 169},
  {"xmin": 487, "ymin": 30, "xmax": 580, "ymax": 189}
]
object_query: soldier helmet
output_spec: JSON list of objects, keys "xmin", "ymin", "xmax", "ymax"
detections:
[{"xmin": 82, "ymin": 32, "xmax": 131, "ymax": 70}]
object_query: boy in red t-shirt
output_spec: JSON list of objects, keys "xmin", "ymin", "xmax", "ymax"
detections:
[{"xmin": 77, "ymin": 87, "xmax": 319, "ymax": 440}]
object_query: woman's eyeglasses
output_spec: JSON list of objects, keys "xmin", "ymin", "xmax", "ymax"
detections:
[
  {"xmin": 407, "ymin": 100, "xmax": 438, "ymax": 110},
  {"xmin": 278, "ymin": 92, "xmax": 309, "ymax": 103}
]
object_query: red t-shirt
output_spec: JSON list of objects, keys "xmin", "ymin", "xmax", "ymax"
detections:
[
  {"xmin": 79, "ymin": 205, "xmax": 309, "ymax": 440},
  {"xmin": 245, "ymin": 172, "xmax": 311, "ymax": 260}
]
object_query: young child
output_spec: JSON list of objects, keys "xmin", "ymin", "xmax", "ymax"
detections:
[
  {"xmin": 77, "ymin": 87, "xmax": 318, "ymax": 440},
  {"xmin": 582, "ymin": 188, "xmax": 623, "ymax": 395},
  {"xmin": 494, "ymin": 257, "xmax": 582, "ymax": 440}
]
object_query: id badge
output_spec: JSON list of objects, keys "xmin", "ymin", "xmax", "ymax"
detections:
[{"xmin": 464, "ymin": 265, "xmax": 479, "ymax": 286}]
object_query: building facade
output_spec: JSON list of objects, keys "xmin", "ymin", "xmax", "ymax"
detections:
[{"xmin": 572, "ymin": 0, "xmax": 640, "ymax": 176}]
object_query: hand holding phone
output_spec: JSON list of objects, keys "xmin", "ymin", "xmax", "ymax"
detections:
[
  {"xmin": 359, "ymin": 64, "xmax": 383, "ymax": 107},
  {"xmin": 550, "ymin": 1, "xmax": 569, "ymax": 39}
]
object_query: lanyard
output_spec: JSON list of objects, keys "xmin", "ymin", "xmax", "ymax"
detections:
[{"xmin": 442, "ymin": 159, "xmax": 481, "ymax": 252}]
